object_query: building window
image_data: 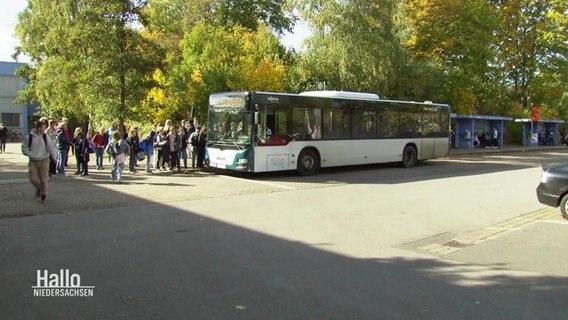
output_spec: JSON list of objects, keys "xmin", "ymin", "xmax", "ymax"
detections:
[
  {"xmin": 1, "ymin": 113, "xmax": 20, "ymax": 127},
  {"xmin": 0, "ymin": 76, "xmax": 21, "ymax": 96}
]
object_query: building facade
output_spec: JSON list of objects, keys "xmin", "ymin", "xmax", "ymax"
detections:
[{"xmin": 0, "ymin": 61, "xmax": 33, "ymax": 140}]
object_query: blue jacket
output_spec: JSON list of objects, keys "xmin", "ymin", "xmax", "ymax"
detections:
[{"xmin": 139, "ymin": 131, "xmax": 155, "ymax": 155}]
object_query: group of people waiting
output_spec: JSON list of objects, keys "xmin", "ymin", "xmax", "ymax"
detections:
[
  {"xmin": 72, "ymin": 118, "xmax": 209, "ymax": 183},
  {"xmin": 472, "ymin": 128, "xmax": 500, "ymax": 149},
  {"xmin": 152, "ymin": 119, "xmax": 208, "ymax": 172},
  {"xmin": 21, "ymin": 117, "xmax": 209, "ymax": 202}
]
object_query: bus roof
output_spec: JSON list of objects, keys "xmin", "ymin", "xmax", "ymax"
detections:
[
  {"xmin": 212, "ymin": 91, "xmax": 450, "ymax": 108},
  {"xmin": 299, "ymin": 90, "xmax": 380, "ymax": 101}
]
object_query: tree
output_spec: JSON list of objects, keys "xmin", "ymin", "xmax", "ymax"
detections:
[
  {"xmin": 141, "ymin": 0, "xmax": 295, "ymax": 123},
  {"xmin": 291, "ymin": 0, "xmax": 445, "ymax": 102},
  {"xmin": 170, "ymin": 23, "xmax": 288, "ymax": 121},
  {"xmin": 14, "ymin": 0, "xmax": 159, "ymax": 129},
  {"xmin": 491, "ymin": 0, "xmax": 567, "ymax": 115},
  {"xmin": 405, "ymin": 0, "xmax": 498, "ymax": 114},
  {"xmin": 216, "ymin": 0, "xmax": 296, "ymax": 34}
]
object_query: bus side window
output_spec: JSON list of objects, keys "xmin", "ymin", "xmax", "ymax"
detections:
[
  {"xmin": 274, "ymin": 110, "xmax": 289, "ymax": 136},
  {"xmin": 353, "ymin": 109, "xmax": 376, "ymax": 139},
  {"xmin": 377, "ymin": 111, "xmax": 385, "ymax": 138},
  {"xmin": 292, "ymin": 107, "xmax": 320, "ymax": 140},
  {"xmin": 383, "ymin": 110, "xmax": 399, "ymax": 138},
  {"xmin": 324, "ymin": 108, "xmax": 350, "ymax": 139}
]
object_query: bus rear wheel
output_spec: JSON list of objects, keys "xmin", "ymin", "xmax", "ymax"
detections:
[
  {"xmin": 297, "ymin": 149, "xmax": 319, "ymax": 176},
  {"xmin": 402, "ymin": 145, "xmax": 417, "ymax": 168}
]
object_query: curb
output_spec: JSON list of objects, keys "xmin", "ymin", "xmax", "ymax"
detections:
[
  {"xmin": 448, "ymin": 146, "xmax": 566, "ymax": 157},
  {"xmin": 417, "ymin": 207, "xmax": 560, "ymax": 256}
]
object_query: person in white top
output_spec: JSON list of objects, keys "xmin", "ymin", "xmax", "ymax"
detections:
[{"xmin": 21, "ymin": 119, "xmax": 57, "ymax": 202}]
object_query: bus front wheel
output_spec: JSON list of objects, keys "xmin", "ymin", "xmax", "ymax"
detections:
[
  {"xmin": 402, "ymin": 145, "xmax": 417, "ymax": 168},
  {"xmin": 297, "ymin": 149, "xmax": 320, "ymax": 176}
]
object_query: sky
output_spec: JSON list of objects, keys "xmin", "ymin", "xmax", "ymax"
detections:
[
  {"xmin": 0, "ymin": 0, "xmax": 28, "ymax": 62},
  {"xmin": 0, "ymin": 0, "xmax": 310, "ymax": 63}
]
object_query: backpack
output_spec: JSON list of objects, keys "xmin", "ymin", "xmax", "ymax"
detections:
[
  {"xmin": 86, "ymin": 139, "xmax": 95, "ymax": 153},
  {"xmin": 22, "ymin": 133, "xmax": 48, "ymax": 155},
  {"xmin": 108, "ymin": 141, "xmax": 118, "ymax": 157}
]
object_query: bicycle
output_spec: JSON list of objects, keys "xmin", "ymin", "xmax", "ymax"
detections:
[{"xmin": 7, "ymin": 129, "xmax": 23, "ymax": 142}]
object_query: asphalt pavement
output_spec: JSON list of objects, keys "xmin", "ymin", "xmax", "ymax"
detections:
[{"xmin": 1, "ymin": 142, "xmax": 568, "ymax": 320}]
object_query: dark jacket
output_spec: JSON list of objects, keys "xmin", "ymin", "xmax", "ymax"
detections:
[
  {"xmin": 55, "ymin": 129, "xmax": 68, "ymax": 151},
  {"xmin": 126, "ymin": 135, "xmax": 139, "ymax": 155},
  {"xmin": 0, "ymin": 126, "xmax": 7, "ymax": 140}
]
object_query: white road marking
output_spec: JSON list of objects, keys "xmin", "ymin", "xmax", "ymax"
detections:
[
  {"xmin": 219, "ymin": 175, "xmax": 297, "ymax": 190},
  {"xmin": 541, "ymin": 220, "xmax": 568, "ymax": 226}
]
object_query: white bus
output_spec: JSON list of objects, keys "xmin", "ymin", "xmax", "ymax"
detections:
[{"xmin": 206, "ymin": 91, "xmax": 451, "ymax": 175}]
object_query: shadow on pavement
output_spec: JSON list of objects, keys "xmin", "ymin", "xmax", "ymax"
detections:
[
  {"xmin": 220, "ymin": 158, "xmax": 535, "ymax": 186},
  {"xmin": 214, "ymin": 149, "xmax": 568, "ymax": 186},
  {"xmin": 0, "ymin": 202, "xmax": 566, "ymax": 319}
]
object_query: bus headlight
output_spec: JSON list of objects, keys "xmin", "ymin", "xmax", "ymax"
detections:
[{"xmin": 236, "ymin": 158, "xmax": 248, "ymax": 169}]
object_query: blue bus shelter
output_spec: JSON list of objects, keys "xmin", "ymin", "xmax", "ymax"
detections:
[
  {"xmin": 451, "ymin": 114, "xmax": 513, "ymax": 149},
  {"xmin": 514, "ymin": 119, "xmax": 565, "ymax": 146}
]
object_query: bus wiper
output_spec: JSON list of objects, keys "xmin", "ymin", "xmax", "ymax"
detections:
[
  {"xmin": 230, "ymin": 141, "xmax": 243, "ymax": 151},
  {"xmin": 210, "ymin": 140, "xmax": 242, "ymax": 150}
]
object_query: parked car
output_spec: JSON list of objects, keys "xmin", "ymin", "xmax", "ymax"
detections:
[{"xmin": 536, "ymin": 163, "xmax": 568, "ymax": 219}]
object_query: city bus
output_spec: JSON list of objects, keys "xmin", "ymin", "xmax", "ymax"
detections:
[{"xmin": 206, "ymin": 91, "xmax": 451, "ymax": 175}]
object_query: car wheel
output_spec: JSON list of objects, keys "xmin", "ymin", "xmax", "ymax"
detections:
[
  {"xmin": 401, "ymin": 145, "xmax": 417, "ymax": 168},
  {"xmin": 560, "ymin": 194, "xmax": 568, "ymax": 220},
  {"xmin": 297, "ymin": 149, "xmax": 319, "ymax": 176}
]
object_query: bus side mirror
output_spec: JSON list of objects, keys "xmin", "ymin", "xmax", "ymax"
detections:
[{"xmin": 254, "ymin": 112, "xmax": 259, "ymax": 125}]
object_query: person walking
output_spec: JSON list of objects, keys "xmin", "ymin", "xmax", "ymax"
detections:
[
  {"xmin": 0, "ymin": 122, "xmax": 7, "ymax": 154},
  {"xmin": 21, "ymin": 119, "xmax": 57, "ymax": 203},
  {"xmin": 105, "ymin": 131, "xmax": 130, "ymax": 183}
]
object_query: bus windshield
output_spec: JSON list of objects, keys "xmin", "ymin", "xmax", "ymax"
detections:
[{"xmin": 208, "ymin": 94, "xmax": 252, "ymax": 146}]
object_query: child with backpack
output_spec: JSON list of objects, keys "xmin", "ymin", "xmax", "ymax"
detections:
[
  {"xmin": 21, "ymin": 119, "xmax": 57, "ymax": 202},
  {"xmin": 105, "ymin": 131, "xmax": 130, "ymax": 183}
]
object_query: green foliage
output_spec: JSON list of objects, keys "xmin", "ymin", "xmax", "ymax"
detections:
[
  {"xmin": 216, "ymin": 0, "xmax": 296, "ymax": 34},
  {"xmin": 492, "ymin": 0, "xmax": 567, "ymax": 112},
  {"xmin": 293, "ymin": 0, "xmax": 410, "ymax": 97},
  {"xmin": 15, "ymin": 0, "xmax": 159, "ymax": 127},
  {"xmin": 173, "ymin": 23, "xmax": 288, "ymax": 121},
  {"xmin": 12, "ymin": 0, "xmax": 567, "ymax": 127}
]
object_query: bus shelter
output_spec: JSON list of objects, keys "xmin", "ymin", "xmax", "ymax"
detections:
[
  {"xmin": 514, "ymin": 119, "xmax": 565, "ymax": 146},
  {"xmin": 451, "ymin": 114, "xmax": 513, "ymax": 149}
]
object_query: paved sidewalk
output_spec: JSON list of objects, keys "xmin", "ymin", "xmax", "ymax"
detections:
[
  {"xmin": 1, "ymin": 142, "xmax": 564, "ymax": 219},
  {"xmin": 0, "ymin": 143, "xmax": 244, "ymax": 219}
]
